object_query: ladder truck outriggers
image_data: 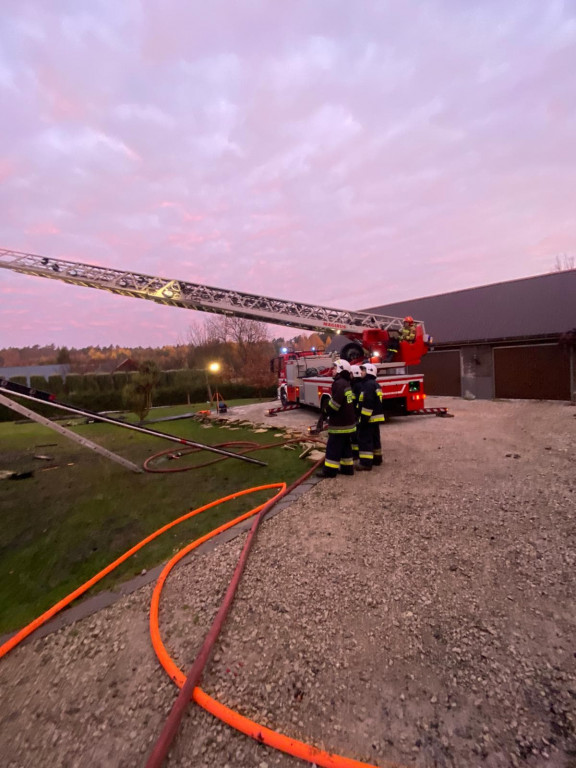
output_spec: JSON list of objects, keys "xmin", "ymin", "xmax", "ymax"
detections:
[{"xmin": 0, "ymin": 247, "xmax": 433, "ymax": 416}]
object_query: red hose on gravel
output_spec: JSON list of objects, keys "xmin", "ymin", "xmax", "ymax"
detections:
[
  {"xmin": 145, "ymin": 455, "xmax": 409, "ymax": 768},
  {"xmin": 145, "ymin": 460, "xmax": 322, "ymax": 767}
]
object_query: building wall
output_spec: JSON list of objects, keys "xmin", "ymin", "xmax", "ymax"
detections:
[
  {"xmin": 415, "ymin": 341, "xmax": 573, "ymax": 401},
  {"xmin": 461, "ymin": 345, "xmax": 494, "ymax": 400},
  {"xmin": 493, "ymin": 344, "xmax": 571, "ymax": 400},
  {"xmin": 413, "ymin": 350, "xmax": 460, "ymax": 397}
]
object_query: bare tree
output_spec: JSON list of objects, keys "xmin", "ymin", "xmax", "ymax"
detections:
[
  {"xmin": 186, "ymin": 318, "xmax": 221, "ymax": 346},
  {"xmin": 553, "ymin": 253, "xmax": 575, "ymax": 272},
  {"xmin": 226, "ymin": 317, "xmax": 269, "ymax": 346},
  {"xmin": 183, "ymin": 315, "xmax": 273, "ymax": 382}
]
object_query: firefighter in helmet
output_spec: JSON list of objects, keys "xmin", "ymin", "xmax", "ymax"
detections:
[
  {"xmin": 317, "ymin": 359, "xmax": 357, "ymax": 478},
  {"xmin": 401, "ymin": 316, "xmax": 416, "ymax": 343},
  {"xmin": 356, "ymin": 363, "xmax": 385, "ymax": 470},
  {"xmin": 350, "ymin": 364, "xmax": 363, "ymax": 460}
]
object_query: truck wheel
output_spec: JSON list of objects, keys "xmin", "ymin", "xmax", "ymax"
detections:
[{"xmin": 340, "ymin": 342, "xmax": 364, "ymax": 363}]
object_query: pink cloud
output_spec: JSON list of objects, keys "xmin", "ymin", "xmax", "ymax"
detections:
[
  {"xmin": 26, "ymin": 222, "xmax": 60, "ymax": 236},
  {"xmin": 1, "ymin": 1, "xmax": 575, "ymax": 348}
]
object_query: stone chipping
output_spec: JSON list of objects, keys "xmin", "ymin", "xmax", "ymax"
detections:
[{"xmin": 0, "ymin": 397, "xmax": 574, "ymax": 768}]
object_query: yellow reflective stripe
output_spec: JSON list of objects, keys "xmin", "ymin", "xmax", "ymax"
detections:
[
  {"xmin": 359, "ymin": 393, "xmax": 364, "ymax": 401},
  {"xmin": 359, "ymin": 452, "xmax": 373, "ymax": 459},
  {"xmin": 328, "ymin": 426, "xmax": 356, "ymax": 434},
  {"xmin": 369, "ymin": 415, "xmax": 384, "ymax": 422},
  {"xmin": 325, "ymin": 460, "xmax": 340, "ymax": 469},
  {"xmin": 374, "ymin": 449, "xmax": 383, "ymax": 456},
  {"xmin": 361, "ymin": 408, "xmax": 373, "ymax": 416},
  {"xmin": 340, "ymin": 458, "xmax": 354, "ymax": 466},
  {"xmin": 328, "ymin": 398, "xmax": 341, "ymax": 411}
]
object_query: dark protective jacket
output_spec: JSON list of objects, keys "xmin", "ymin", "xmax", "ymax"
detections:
[
  {"xmin": 325, "ymin": 372, "xmax": 356, "ymax": 434},
  {"xmin": 386, "ymin": 333, "xmax": 400, "ymax": 361},
  {"xmin": 351, "ymin": 378, "xmax": 364, "ymax": 415},
  {"xmin": 358, "ymin": 375, "xmax": 385, "ymax": 423}
]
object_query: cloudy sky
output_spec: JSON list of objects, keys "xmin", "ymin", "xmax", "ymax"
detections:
[{"xmin": 1, "ymin": 0, "xmax": 575, "ymax": 349}]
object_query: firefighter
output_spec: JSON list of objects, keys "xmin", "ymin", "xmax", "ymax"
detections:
[
  {"xmin": 350, "ymin": 365, "xmax": 363, "ymax": 460},
  {"xmin": 356, "ymin": 363, "xmax": 385, "ymax": 470},
  {"xmin": 385, "ymin": 332, "xmax": 400, "ymax": 361},
  {"xmin": 401, "ymin": 316, "xmax": 416, "ymax": 343},
  {"xmin": 316, "ymin": 359, "xmax": 357, "ymax": 478}
]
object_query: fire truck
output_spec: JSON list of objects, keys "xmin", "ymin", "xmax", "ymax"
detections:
[
  {"xmin": 271, "ymin": 349, "xmax": 427, "ymax": 415},
  {"xmin": 0, "ymin": 247, "xmax": 431, "ymax": 415}
]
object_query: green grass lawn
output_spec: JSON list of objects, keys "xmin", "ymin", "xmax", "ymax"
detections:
[{"xmin": 0, "ymin": 400, "xmax": 309, "ymax": 634}]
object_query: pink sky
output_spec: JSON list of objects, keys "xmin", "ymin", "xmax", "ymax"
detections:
[{"xmin": 1, "ymin": 0, "xmax": 575, "ymax": 348}]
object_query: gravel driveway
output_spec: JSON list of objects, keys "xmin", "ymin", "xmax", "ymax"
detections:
[{"xmin": 1, "ymin": 397, "xmax": 574, "ymax": 768}]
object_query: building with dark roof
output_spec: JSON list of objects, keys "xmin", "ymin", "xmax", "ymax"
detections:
[{"xmin": 362, "ymin": 270, "xmax": 575, "ymax": 400}]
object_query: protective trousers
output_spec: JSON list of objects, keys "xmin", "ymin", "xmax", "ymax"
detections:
[
  {"xmin": 351, "ymin": 427, "xmax": 359, "ymax": 460},
  {"xmin": 371, "ymin": 423, "xmax": 382, "ymax": 466},
  {"xmin": 324, "ymin": 432, "xmax": 354, "ymax": 477},
  {"xmin": 356, "ymin": 421, "xmax": 374, "ymax": 467}
]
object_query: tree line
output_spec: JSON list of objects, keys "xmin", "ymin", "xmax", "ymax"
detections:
[{"xmin": 0, "ymin": 320, "xmax": 332, "ymax": 383}]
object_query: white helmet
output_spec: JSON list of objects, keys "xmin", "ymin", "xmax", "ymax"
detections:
[
  {"xmin": 361, "ymin": 363, "xmax": 378, "ymax": 377},
  {"xmin": 350, "ymin": 365, "xmax": 362, "ymax": 378},
  {"xmin": 333, "ymin": 359, "xmax": 351, "ymax": 375}
]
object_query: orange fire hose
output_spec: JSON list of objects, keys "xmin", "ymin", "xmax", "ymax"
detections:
[
  {"xmin": 149, "ymin": 489, "xmax": 406, "ymax": 768},
  {"xmin": 1, "ymin": 462, "xmax": 409, "ymax": 768},
  {"xmin": 0, "ymin": 484, "xmax": 282, "ymax": 661}
]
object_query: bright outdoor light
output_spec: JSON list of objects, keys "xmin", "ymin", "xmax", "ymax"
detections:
[{"xmin": 208, "ymin": 362, "xmax": 220, "ymax": 373}]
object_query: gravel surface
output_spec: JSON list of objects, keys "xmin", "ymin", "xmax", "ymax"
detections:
[{"xmin": 1, "ymin": 397, "xmax": 575, "ymax": 768}]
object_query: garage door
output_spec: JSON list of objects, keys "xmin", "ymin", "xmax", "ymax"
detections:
[
  {"xmin": 494, "ymin": 344, "xmax": 570, "ymax": 400},
  {"xmin": 412, "ymin": 350, "xmax": 461, "ymax": 396}
]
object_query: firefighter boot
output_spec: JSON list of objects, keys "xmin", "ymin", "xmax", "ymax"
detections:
[{"xmin": 315, "ymin": 468, "xmax": 337, "ymax": 479}]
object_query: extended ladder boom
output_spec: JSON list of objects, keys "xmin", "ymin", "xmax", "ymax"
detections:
[{"xmin": 0, "ymin": 248, "xmax": 421, "ymax": 335}]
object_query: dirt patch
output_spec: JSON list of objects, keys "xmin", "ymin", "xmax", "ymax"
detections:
[{"xmin": 0, "ymin": 397, "xmax": 574, "ymax": 768}]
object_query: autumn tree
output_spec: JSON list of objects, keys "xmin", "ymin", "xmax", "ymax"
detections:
[
  {"xmin": 123, "ymin": 360, "xmax": 160, "ymax": 421},
  {"xmin": 57, "ymin": 347, "xmax": 71, "ymax": 364},
  {"xmin": 185, "ymin": 316, "xmax": 275, "ymax": 386}
]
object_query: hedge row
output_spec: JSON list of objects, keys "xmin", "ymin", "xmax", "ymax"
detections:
[{"xmin": 0, "ymin": 372, "xmax": 277, "ymax": 423}]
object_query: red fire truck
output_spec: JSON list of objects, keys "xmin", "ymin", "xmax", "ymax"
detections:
[
  {"xmin": 0, "ymin": 247, "xmax": 432, "ymax": 416},
  {"xmin": 271, "ymin": 349, "xmax": 427, "ymax": 416}
]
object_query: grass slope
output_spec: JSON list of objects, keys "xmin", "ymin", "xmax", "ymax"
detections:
[{"xmin": 0, "ymin": 402, "xmax": 310, "ymax": 634}]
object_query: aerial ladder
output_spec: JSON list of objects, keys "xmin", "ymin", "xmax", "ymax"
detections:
[{"xmin": 0, "ymin": 247, "xmax": 430, "ymax": 365}]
